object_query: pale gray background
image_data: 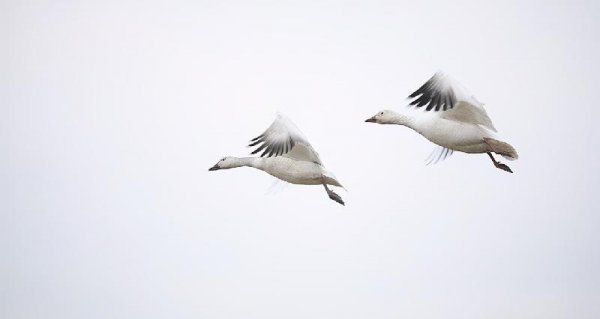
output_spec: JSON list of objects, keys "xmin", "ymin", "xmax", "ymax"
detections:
[{"xmin": 2, "ymin": 0, "xmax": 599, "ymax": 318}]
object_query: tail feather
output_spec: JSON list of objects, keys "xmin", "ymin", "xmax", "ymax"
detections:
[{"xmin": 484, "ymin": 138, "xmax": 518, "ymax": 161}]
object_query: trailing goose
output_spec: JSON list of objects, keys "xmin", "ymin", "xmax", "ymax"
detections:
[
  {"xmin": 365, "ymin": 72, "xmax": 518, "ymax": 173},
  {"xmin": 209, "ymin": 114, "xmax": 345, "ymax": 205}
]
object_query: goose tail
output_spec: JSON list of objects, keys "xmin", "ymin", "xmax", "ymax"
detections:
[
  {"xmin": 485, "ymin": 138, "xmax": 518, "ymax": 161},
  {"xmin": 323, "ymin": 171, "xmax": 346, "ymax": 191},
  {"xmin": 499, "ymin": 143, "xmax": 518, "ymax": 161}
]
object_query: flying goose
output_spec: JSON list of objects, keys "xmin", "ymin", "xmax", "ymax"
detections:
[
  {"xmin": 365, "ymin": 72, "xmax": 518, "ymax": 173},
  {"xmin": 209, "ymin": 114, "xmax": 345, "ymax": 205}
]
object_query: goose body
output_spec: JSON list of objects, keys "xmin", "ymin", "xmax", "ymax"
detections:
[
  {"xmin": 258, "ymin": 157, "xmax": 341, "ymax": 186},
  {"xmin": 411, "ymin": 111, "xmax": 494, "ymax": 153},
  {"xmin": 366, "ymin": 72, "xmax": 518, "ymax": 172},
  {"xmin": 209, "ymin": 114, "xmax": 344, "ymax": 205}
]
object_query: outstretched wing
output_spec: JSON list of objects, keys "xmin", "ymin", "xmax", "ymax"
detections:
[
  {"xmin": 408, "ymin": 72, "xmax": 458, "ymax": 111},
  {"xmin": 408, "ymin": 72, "xmax": 497, "ymax": 132},
  {"xmin": 248, "ymin": 113, "xmax": 322, "ymax": 164}
]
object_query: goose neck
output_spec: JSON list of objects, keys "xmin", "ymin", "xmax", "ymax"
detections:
[
  {"xmin": 237, "ymin": 157, "xmax": 263, "ymax": 169},
  {"xmin": 390, "ymin": 112, "xmax": 415, "ymax": 127}
]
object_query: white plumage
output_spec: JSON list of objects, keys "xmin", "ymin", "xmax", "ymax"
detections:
[
  {"xmin": 209, "ymin": 114, "xmax": 345, "ymax": 205},
  {"xmin": 366, "ymin": 72, "xmax": 518, "ymax": 173}
]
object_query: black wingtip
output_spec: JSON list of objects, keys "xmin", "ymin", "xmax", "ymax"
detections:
[
  {"xmin": 260, "ymin": 144, "xmax": 273, "ymax": 158},
  {"xmin": 407, "ymin": 72, "xmax": 458, "ymax": 112},
  {"xmin": 248, "ymin": 139, "xmax": 262, "ymax": 147},
  {"xmin": 251, "ymin": 135, "xmax": 264, "ymax": 142},
  {"xmin": 250, "ymin": 142, "xmax": 267, "ymax": 155}
]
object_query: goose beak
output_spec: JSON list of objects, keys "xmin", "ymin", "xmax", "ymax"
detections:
[
  {"xmin": 208, "ymin": 164, "xmax": 220, "ymax": 171},
  {"xmin": 365, "ymin": 116, "xmax": 376, "ymax": 123}
]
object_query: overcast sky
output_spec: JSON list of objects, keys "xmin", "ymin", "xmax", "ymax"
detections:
[{"xmin": 2, "ymin": 0, "xmax": 600, "ymax": 318}]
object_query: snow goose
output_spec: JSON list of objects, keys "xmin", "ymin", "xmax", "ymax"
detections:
[
  {"xmin": 365, "ymin": 72, "xmax": 518, "ymax": 173},
  {"xmin": 209, "ymin": 114, "xmax": 345, "ymax": 205}
]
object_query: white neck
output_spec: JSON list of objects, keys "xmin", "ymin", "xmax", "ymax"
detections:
[
  {"xmin": 387, "ymin": 111, "xmax": 416, "ymax": 128},
  {"xmin": 231, "ymin": 157, "xmax": 264, "ymax": 169}
]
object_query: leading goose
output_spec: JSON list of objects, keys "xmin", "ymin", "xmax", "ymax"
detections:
[
  {"xmin": 366, "ymin": 72, "xmax": 518, "ymax": 173},
  {"xmin": 209, "ymin": 114, "xmax": 345, "ymax": 205}
]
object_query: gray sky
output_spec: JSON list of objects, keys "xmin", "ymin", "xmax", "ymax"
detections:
[{"xmin": 2, "ymin": 0, "xmax": 599, "ymax": 318}]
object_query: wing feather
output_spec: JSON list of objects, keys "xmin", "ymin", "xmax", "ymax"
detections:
[
  {"xmin": 248, "ymin": 114, "xmax": 322, "ymax": 164},
  {"xmin": 425, "ymin": 145, "xmax": 454, "ymax": 165},
  {"xmin": 408, "ymin": 72, "xmax": 497, "ymax": 132}
]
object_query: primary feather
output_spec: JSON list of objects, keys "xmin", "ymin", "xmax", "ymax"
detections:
[{"xmin": 249, "ymin": 113, "xmax": 322, "ymax": 164}]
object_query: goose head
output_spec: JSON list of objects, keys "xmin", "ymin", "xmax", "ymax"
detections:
[
  {"xmin": 365, "ymin": 110, "xmax": 397, "ymax": 125},
  {"xmin": 208, "ymin": 156, "xmax": 238, "ymax": 171}
]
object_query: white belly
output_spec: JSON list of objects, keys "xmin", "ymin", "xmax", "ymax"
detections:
[
  {"xmin": 261, "ymin": 157, "xmax": 325, "ymax": 185},
  {"xmin": 418, "ymin": 118, "xmax": 492, "ymax": 154}
]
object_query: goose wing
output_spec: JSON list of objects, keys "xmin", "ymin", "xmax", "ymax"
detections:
[
  {"xmin": 248, "ymin": 114, "xmax": 322, "ymax": 164},
  {"xmin": 425, "ymin": 145, "xmax": 454, "ymax": 165},
  {"xmin": 408, "ymin": 72, "xmax": 497, "ymax": 132}
]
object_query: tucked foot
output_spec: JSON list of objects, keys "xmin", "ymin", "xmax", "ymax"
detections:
[
  {"xmin": 327, "ymin": 190, "xmax": 345, "ymax": 206},
  {"xmin": 487, "ymin": 152, "xmax": 513, "ymax": 174},
  {"xmin": 323, "ymin": 183, "xmax": 345, "ymax": 206},
  {"xmin": 494, "ymin": 161, "xmax": 513, "ymax": 173}
]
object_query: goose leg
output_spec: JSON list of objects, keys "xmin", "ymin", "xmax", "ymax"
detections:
[
  {"xmin": 487, "ymin": 152, "xmax": 513, "ymax": 173},
  {"xmin": 323, "ymin": 184, "xmax": 344, "ymax": 206}
]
